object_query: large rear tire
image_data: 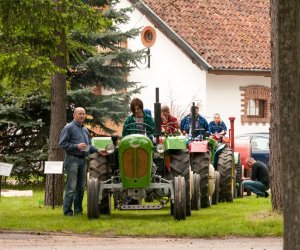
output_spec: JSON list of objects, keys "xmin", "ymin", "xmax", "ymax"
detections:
[
  {"xmin": 170, "ymin": 150, "xmax": 191, "ymax": 216},
  {"xmin": 87, "ymin": 177, "xmax": 100, "ymax": 219},
  {"xmin": 217, "ymin": 148, "xmax": 234, "ymax": 202},
  {"xmin": 191, "ymin": 173, "xmax": 201, "ymax": 210},
  {"xmin": 173, "ymin": 176, "xmax": 186, "ymax": 220},
  {"xmin": 191, "ymin": 152, "xmax": 210, "ymax": 207},
  {"xmin": 89, "ymin": 153, "xmax": 111, "ymax": 214}
]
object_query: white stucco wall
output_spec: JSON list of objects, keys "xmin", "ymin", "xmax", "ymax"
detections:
[
  {"xmin": 206, "ymin": 74, "xmax": 271, "ymax": 135},
  {"xmin": 117, "ymin": 1, "xmax": 271, "ymax": 135},
  {"xmin": 118, "ymin": 0, "xmax": 207, "ymax": 120}
]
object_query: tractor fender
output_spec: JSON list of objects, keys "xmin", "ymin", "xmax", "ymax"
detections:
[
  {"xmin": 213, "ymin": 143, "xmax": 227, "ymax": 168},
  {"xmin": 208, "ymin": 164, "xmax": 215, "ymax": 196},
  {"xmin": 215, "ymin": 143, "xmax": 227, "ymax": 154}
]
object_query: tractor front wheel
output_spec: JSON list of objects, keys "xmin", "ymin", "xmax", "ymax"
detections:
[
  {"xmin": 212, "ymin": 171, "xmax": 220, "ymax": 205},
  {"xmin": 170, "ymin": 150, "xmax": 191, "ymax": 216},
  {"xmin": 87, "ymin": 177, "xmax": 100, "ymax": 219},
  {"xmin": 191, "ymin": 173, "xmax": 201, "ymax": 210},
  {"xmin": 173, "ymin": 175, "xmax": 187, "ymax": 220}
]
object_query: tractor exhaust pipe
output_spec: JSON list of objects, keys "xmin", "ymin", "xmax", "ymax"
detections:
[
  {"xmin": 229, "ymin": 117, "xmax": 235, "ymax": 150},
  {"xmin": 154, "ymin": 88, "xmax": 161, "ymax": 139},
  {"xmin": 191, "ymin": 102, "xmax": 196, "ymax": 137}
]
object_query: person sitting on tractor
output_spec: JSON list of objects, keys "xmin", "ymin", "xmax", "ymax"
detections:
[
  {"xmin": 122, "ymin": 98, "xmax": 154, "ymax": 137},
  {"xmin": 209, "ymin": 113, "xmax": 227, "ymax": 135},
  {"xmin": 180, "ymin": 105, "xmax": 209, "ymax": 137},
  {"xmin": 144, "ymin": 109, "xmax": 152, "ymax": 117},
  {"xmin": 161, "ymin": 105, "xmax": 179, "ymax": 134}
]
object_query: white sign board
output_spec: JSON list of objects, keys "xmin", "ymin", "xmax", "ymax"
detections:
[
  {"xmin": 0, "ymin": 162, "xmax": 13, "ymax": 177},
  {"xmin": 44, "ymin": 161, "xmax": 64, "ymax": 174}
]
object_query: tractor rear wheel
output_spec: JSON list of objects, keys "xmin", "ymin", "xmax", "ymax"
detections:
[
  {"xmin": 170, "ymin": 150, "xmax": 191, "ymax": 216},
  {"xmin": 173, "ymin": 176, "xmax": 186, "ymax": 220},
  {"xmin": 191, "ymin": 173, "xmax": 201, "ymax": 210},
  {"xmin": 217, "ymin": 148, "xmax": 234, "ymax": 202},
  {"xmin": 87, "ymin": 177, "xmax": 100, "ymax": 219},
  {"xmin": 191, "ymin": 152, "xmax": 210, "ymax": 207},
  {"xmin": 89, "ymin": 153, "xmax": 111, "ymax": 214}
]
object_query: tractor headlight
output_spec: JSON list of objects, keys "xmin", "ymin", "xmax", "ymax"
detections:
[
  {"xmin": 105, "ymin": 144, "xmax": 115, "ymax": 154},
  {"xmin": 156, "ymin": 144, "xmax": 165, "ymax": 153}
]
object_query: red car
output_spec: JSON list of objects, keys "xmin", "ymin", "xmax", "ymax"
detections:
[{"xmin": 235, "ymin": 132, "xmax": 269, "ymax": 172}]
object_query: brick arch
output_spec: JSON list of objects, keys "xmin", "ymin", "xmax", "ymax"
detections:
[{"xmin": 240, "ymin": 85, "xmax": 271, "ymax": 125}]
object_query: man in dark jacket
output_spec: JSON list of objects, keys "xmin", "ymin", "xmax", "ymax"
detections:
[
  {"xmin": 180, "ymin": 105, "xmax": 209, "ymax": 137},
  {"xmin": 208, "ymin": 113, "xmax": 227, "ymax": 135},
  {"xmin": 59, "ymin": 107, "xmax": 106, "ymax": 216},
  {"xmin": 242, "ymin": 157, "xmax": 270, "ymax": 198}
]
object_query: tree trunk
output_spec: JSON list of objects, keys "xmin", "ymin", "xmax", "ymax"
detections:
[
  {"xmin": 270, "ymin": 0, "xmax": 283, "ymax": 212},
  {"xmin": 44, "ymin": 0, "xmax": 67, "ymax": 206},
  {"xmin": 272, "ymin": 0, "xmax": 300, "ymax": 249}
]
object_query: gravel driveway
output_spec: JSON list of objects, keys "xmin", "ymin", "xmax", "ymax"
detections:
[{"xmin": 0, "ymin": 232, "xmax": 282, "ymax": 250}]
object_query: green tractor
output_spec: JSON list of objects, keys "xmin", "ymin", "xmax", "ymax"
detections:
[{"xmin": 87, "ymin": 88, "xmax": 198, "ymax": 220}]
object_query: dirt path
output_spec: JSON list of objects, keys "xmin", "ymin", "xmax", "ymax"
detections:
[{"xmin": 0, "ymin": 232, "xmax": 282, "ymax": 250}]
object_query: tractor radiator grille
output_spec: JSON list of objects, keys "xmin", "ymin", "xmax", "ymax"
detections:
[{"xmin": 123, "ymin": 148, "xmax": 148, "ymax": 178}]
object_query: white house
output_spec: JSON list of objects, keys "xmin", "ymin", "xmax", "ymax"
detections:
[{"xmin": 117, "ymin": 0, "xmax": 271, "ymax": 135}]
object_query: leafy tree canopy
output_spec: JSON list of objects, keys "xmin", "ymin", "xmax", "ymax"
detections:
[{"xmin": 0, "ymin": 0, "xmax": 145, "ymax": 182}]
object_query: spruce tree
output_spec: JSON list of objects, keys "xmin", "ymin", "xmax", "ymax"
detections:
[{"xmin": 67, "ymin": 0, "xmax": 145, "ymax": 133}]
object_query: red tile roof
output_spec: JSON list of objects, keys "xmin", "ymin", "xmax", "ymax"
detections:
[{"xmin": 140, "ymin": 0, "xmax": 270, "ymax": 71}]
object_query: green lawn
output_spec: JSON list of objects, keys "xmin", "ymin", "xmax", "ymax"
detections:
[{"xmin": 0, "ymin": 189, "xmax": 282, "ymax": 237}]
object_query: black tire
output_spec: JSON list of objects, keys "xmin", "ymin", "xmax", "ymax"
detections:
[
  {"xmin": 87, "ymin": 177, "xmax": 100, "ymax": 219},
  {"xmin": 239, "ymin": 165, "xmax": 245, "ymax": 198},
  {"xmin": 234, "ymin": 170, "xmax": 237, "ymax": 198},
  {"xmin": 173, "ymin": 176, "xmax": 186, "ymax": 220},
  {"xmin": 217, "ymin": 148, "xmax": 234, "ymax": 202},
  {"xmin": 191, "ymin": 152, "xmax": 210, "ymax": 208},
  {"xmin": 212, "ymin": 171, "xmax": 220, "ymax": 205},
  {"xmin": 235, "ymin": 154, "xmax": 243, "ymax": 198},
  {"xmin": 89, "ymin": 153, "xmax": 111, "ymax": 214},
  {"xmin": 169, "ymin": 150, "xmax": 191, "ymax": 216},
  {"xmin": 191, "ymin": 173, "xmax": 201, "ymax": 210}
]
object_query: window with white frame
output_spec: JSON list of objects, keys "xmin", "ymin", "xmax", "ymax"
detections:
[
  {"xmin": 240, "ymin": 85, "xmax": 271, "ymax": 124},
  {"xmin": 247, "ymin": 99, "xmax": 265, "ymax": 117}
]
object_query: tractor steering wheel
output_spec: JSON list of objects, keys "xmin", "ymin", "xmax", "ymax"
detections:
[{"xmin": 124, "ymin": 122, "xmax": 153, "ymax": 135}]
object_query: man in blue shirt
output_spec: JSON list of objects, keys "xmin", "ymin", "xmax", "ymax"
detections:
[
  {"xmin": 180, "ymin": 105, "xmax": 209, "ymax": 137},
  {"xmin": 59, "ymin": 107, "xmax": 106, "ymax": 216},
  {"xmin": 209, "ymin": 113, "xmax": 227, "ymax": 135}
]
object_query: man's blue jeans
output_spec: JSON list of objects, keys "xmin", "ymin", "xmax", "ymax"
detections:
[
  {"xmin": 242, "ymin": 180, "xmax": 268, "ymax": 197},
  {"xmin": 63, "ymin": 154, "xmax": 87, "ymax": 215}
]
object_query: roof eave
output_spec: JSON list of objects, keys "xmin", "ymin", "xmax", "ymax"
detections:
[
  {"xmin": 137, "ymin": 0, "xmax": 211, "ymax": 71},
  {"xmin": 208, "ymin": 68, "xmax": 271, "ymax": 77}
]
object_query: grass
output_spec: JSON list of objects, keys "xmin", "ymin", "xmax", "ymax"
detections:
[{"xmin": 0, "ymin": 189, "xmax": 282, "ymax": 237}]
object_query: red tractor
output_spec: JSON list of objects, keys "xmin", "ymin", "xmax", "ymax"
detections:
[{"xmin": 185, "ymin": 104, "xmax": 241, "ymax": 206}]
